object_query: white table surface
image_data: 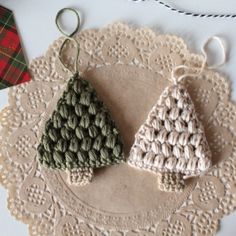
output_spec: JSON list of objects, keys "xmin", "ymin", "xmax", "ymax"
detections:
[{"xmin": 1, "ymin": 0, "xmax": 236, "ymax": 235}]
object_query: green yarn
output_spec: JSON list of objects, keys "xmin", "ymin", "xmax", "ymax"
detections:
[{"xmin": 37, "ymin": 74, "xmax": 124, "ymax": 170}]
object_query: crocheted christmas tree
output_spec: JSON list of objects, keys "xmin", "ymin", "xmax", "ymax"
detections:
[
  {"xmin": 128, "ymin": 84, "xmax": 212, "ymax": 192},
  {"xmin": 37, "ymin": 74, "xmax": 124, "ymax": 186}
]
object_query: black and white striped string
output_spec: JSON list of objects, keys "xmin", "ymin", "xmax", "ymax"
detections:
[{"xmin": 131, "ymin": 0, "xmax": 236, "ymax": 19}]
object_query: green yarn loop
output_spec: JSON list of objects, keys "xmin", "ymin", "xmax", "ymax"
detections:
[{"xmin": 37, "ymin": 74, "xmax": 125, "ymax": 170}]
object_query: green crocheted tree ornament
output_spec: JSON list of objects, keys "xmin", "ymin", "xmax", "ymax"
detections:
[
  {"xmin": 38, "ymin": 73, "xmax": 125, "ymax": 185},
  {"xmin": 37, "ymin": 8, "xmax": 124, "ymax": 186}
]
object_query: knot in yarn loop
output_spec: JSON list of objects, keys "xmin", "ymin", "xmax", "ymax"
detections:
[{"xmin": 170, "ymin": 36, "xmax": 226, "ymax": 84}]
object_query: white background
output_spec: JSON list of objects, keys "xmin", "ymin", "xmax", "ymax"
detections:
[{"xmin": 0, "ymin": 0, "xmax": 236, "ymax": 235}]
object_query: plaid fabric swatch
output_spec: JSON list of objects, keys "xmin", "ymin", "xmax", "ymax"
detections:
[{"xmin": 0, "ymin": 6, "xmax": 31, "ymax": 90}]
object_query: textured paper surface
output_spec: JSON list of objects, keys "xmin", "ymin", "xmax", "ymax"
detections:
[{"xmin": 0, "ymin": 23, "xmax": 236, "ymax": 236}]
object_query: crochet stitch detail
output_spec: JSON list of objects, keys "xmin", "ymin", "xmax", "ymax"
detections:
[
  {"xmin": 37, "ymin": 74, "xmax": 125, "ymax": 171},
  {"xmin": 68, "ymin": 167, "xmax": 94, "ymax": 186},
  {"xmin": 129, "ymin": 84, "xmax": 212, "ymax": 187},
  {"xmin": 158, "ymin": 172, "xmax": 185, "ymax": 192}
]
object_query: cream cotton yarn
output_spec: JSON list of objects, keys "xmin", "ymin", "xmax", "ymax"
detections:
[
  {"xmin": 128, "ymin": 83, "xmax": 212, "ymax": 192},
  {"xmin": 128, "ymin": 36, "xmax": 226, "ymax": 192}
]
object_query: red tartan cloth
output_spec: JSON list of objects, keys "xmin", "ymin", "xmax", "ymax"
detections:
[{"xmin": 0, "ymin": 5, "xmax": 31, "ymax": 90}]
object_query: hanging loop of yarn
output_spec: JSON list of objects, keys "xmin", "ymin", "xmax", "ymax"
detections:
[
  {"xmin": 59, "ymin": 37, "xmax": 80, "ymax": 74},
  {"xmin": 55, "ymin": 8, "xmax": 81, "ymax": 37},
  {"xmin": 202, "ymin": 36, "xmax": 226, "ymax": 69},
  {"xmin": 170, "ymin": 36, "xmax": 226, "ymax": 84},
  {"xmin": 56, "ymin": 8, "xmax": 81, "ymax": 74}
]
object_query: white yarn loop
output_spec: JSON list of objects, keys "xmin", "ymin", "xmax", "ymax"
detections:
[
  {"xmin": 202, "ymin": 36, "xmax": 226, "ymax": 69},
  {"xmin": 171, "ymin": 36, "xmax": 226, "ymax": 84}
]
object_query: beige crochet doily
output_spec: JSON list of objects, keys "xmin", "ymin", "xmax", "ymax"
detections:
[{"xmin": 1, "ymin": 23, "xmax": 236, "ymax": 236}]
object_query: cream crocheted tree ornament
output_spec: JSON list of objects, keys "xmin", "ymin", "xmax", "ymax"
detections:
[
  {"xmin": 128, "ymin": 82, "xmax": 212, "ymax": 191},
  {"xmin": 128, "ymin": 36, "xmax": 226, "ymax": 192}
]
